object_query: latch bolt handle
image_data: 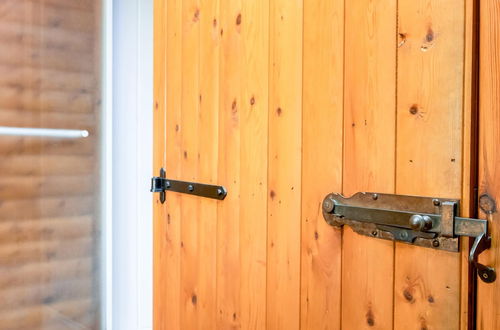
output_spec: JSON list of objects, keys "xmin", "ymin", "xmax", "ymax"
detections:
[
  {"xmin": 409, "ymin": 214, "xmax": 433, "ymax": 231},
  {"xmin": 469, "ymin": 233, "xmax": 496, "ymax": 283}
]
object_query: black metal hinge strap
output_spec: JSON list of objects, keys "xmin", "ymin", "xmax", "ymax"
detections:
[{"xmin": 151, "ymin": 168, "xmax": 227, "ymax": 203}]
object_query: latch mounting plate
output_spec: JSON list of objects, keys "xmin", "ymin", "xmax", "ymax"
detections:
[{"xmin": 322, "ymin": 192, "xmax": 495, "ymax": 283}]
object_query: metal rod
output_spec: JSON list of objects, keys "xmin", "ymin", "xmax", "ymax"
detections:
[
  {"xmin": 334, "ymin": 203, "xmax": 441, "ymax": 232},
  {"xmin": 0, "ymin": 126, "xmax": 89, "ymax": 138}
]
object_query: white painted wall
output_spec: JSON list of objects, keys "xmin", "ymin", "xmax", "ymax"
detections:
[{"xmin": 112, "ymin": 0, "xmax": 153, "ymax": 329}]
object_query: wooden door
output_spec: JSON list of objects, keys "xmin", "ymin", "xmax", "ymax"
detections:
[{"xmin": 153, "ymin": 0, "xmax": 498, "ymax": 329}]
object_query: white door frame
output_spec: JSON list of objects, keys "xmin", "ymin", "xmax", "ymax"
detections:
[{"xmin": 111, "ymin": 0, "xmax": 153, "ymax": 329}]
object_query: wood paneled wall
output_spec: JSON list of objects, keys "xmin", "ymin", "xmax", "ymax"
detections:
[
  {"xmin": 154, "ymin": 0, "xmax": 475, "ymax": 329},
  {"xmin": 0, "ymin": 0, "xmax": 101, "ymax": 328}
]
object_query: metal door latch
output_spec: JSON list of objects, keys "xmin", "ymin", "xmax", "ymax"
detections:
[
  {"xmin": 322, "ymin": 192, "xmax": 496, "ymax": 283},
  {"xmin": 151, "ymin": 168, "xmax": 227, "ymax": 203}
]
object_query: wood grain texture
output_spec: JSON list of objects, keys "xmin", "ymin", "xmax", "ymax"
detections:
[
  {"xmin": 217, "ymin": 0, "xmax": 242, "ymax": 328},
  {"xmin": 0, "ymin": 258, "xmax": 92, "ymax": 289},
  {"xmin": 179, "ymin": 0, "xmax": 203, "ymax": 328},
  {"xmin": 342, "ymin": 0, "xmax": 396, "ymax": 329},
  {"xmin": 301, "ymin": 0, "xmax": 343, "ymax": 329},
  {"xmin": 477, "ymin": 0, "xmax": 500, "ymax": 329},
  {"xmin": 0, "ymin": 299, "xmax": 93, "ymax": 330},
  {"xmin": 0, "ymin": 21, "xmax": 94, "ymax": 51},
  {"xmin": 395, "ymin": 1, "xmax": 465, "ymax": 329},
  {"xmin": 153, "ymin": 0, "xmax": 170, "ymax": 328},
  {"xmin": 0, "ymin": 238, "xmax": 92, "ymax": 266},
  {"xmin": 267, "ymin": 0, "xmax": 302, "ymax": 329},
  {"xmin": 239, "ymin": 0, "xmax": 269, "ymax": 328},
  {"xmin": 1, "ymin": 0, "xmax": 95, "ymax": 32},
  {"xmin": 0, "ymin": 65, "xmax": 95, "ymax": 92},
  {"xmin": 197, "ymin": 0, "xmax": 219, "ymax": 328}
]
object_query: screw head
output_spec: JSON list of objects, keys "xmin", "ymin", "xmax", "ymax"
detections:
[
  {"xmin": 433, "ymin": 199, "xmax": 441, "ymax": 206},
  {"xmin": 323, "ymin": 198, "xmax": 335, "ymax": 213},
  {"xmin": 372, "ymin": 194, "xmax": 379, "ymax": 200},
  {"xmin": 217, "ymin": 188, "xmax": 223, "ymax": 195},
  {"xmin": 432, "ymin": 239, "xmax": 440, "ymax": 247},
  {"xmin": 400, "ymin": 231, "xmax": 409, "ymax": 239},
  {"xmin": 188, "ymin": 184, "xmax": 194, "ymax": 192},
  {"xmin": 372, "ymin": 230, "xmax": 378, "ymax": 236}
]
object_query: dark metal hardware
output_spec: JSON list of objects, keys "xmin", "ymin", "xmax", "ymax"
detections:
[
  {"xmin": 322, "ymin": 192, "xmax": 495, "ymax": 283},
  {"xmin": 151, "ymin": 168, "xmax": 227, "ymax": 202}
]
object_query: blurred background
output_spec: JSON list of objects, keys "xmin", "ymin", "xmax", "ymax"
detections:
[
  {"xmin": 0, "ymin": 0, "xmax": 153, "ymax": 329},
  {"xmin": 0, "ymin": 1, "xmax": 103, "ymax": 328}
]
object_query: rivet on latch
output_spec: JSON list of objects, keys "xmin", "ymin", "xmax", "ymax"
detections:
[
  {"xmin": 323, "ymin": 198, "xmax": 335, "ymax": 213},
  {"xmin": 217, "ymin": 188, "xmax": 224, "ymax": 196},
  {"xmin": 188, "ymin": 184, "xmax": 194, "ymax": 192},
  {"xmin": 432, "ymin": 240, "xmax": 440, "ymax": 247}
]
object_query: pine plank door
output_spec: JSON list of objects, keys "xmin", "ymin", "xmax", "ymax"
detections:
[{"xmin": 153, "ymin": 0, "xmax": 485, "ymax": 329}]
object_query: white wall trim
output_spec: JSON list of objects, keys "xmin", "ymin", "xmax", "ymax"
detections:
[
  {"xmin": 101, "ymin": 0, "xmax": 113, "ymax": 328},
  {"xmin": 112, "ymin": 0, "xmax": 153, "ymax": 329}
]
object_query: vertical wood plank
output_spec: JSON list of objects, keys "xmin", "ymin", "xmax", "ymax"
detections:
[
  {"xmin": 163, "ymin": 0, "xmax": 183, "ymax": 328},
  {"xmin": 217, "ymin": 0, "xmax": 242, "ymax": 328},
  {"xmin": 267, "ymin": 0, "xmax": 302, "ymax": 329},
  {"xmin": 477, "ymin": 1, "xmax": 500, "ymax": 329},
  {"xmin": 240, "ymin": 0, "xmax": 269, "ymax": 329},
  {"xmin": 179, "ymin": 0, "xmax": 203, "ymax": 328},
  {"xmin": 395, "ymin": 1, "xmax": 465, "ymax": 329},
  {"xmin": 342, "ymin": 0, "xmax": 396, "ymax": 328},
  {"xmin": 153, "ymin": 0, "xmax": 171, "ymax": 328},
  {"xmin": 197, "ymin": 0, "xmax": 220, "ymax": 328},
  {"xmin": 301, "ymin": 0, "xmax": 343, "ymax": 328}
]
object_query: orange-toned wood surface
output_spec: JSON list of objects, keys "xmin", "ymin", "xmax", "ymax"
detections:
[
  {"xmin": 154, "ymin": 0, "xmax": 480, "ymax": 329},
  {"xmin": 395, "ymin": 1, "xmax": 466, "ymax": 329},
  {"xmin": 0, "ymin": 0, "xmax": 102, "ymax": 328},
  {"xmin": 342, "ymin": 0, "xmax": 396, "ymax": 328},
  {"xmin": 477, "ymin": 0, "xmax": 500, "ymax": 329},
  {"xmin": 300, "ymin": 0, "xmax": 343, "ymax": 328}
]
